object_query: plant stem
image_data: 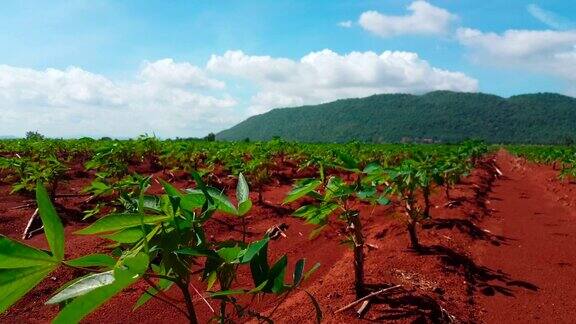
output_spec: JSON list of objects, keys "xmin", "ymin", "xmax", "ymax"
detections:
[
  {"xmin": 348, "ymin": 210, "xmax": 365, "ymax": 298},
  {"xmin": 407, "ymin": 220, "xmax": 420, "ymax": 251},
  {"xmin": 423, "ymin": 186, "xmax": 431, "ymax": 219},
  {"xmin": 242, "ymin": 217, "xmax": 247, "ymax": 244},
  {"xmin": 178, "ymin": 281, "xmax": 199, "ymax": 324},
  {"xmin": 220, "ymin": 299, "xmax": 227, "ymax": 324}
]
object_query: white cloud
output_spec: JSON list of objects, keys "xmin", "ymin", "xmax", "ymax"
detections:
[
  {"xmin": 207, "ymin": 49, "xmax": 478, "ymax": 114},
  {"xmin": 140, "ymin": 58, "xmax": 225, "ymax": 89},
  {"xmin": 358, "ymin": 1, "xmax": 456, "ymax": 37},
  {"xmin": 527, "ymin": 4, "xmax": 574, "ymax": 30},
  {"xmin": 0, "ymin": 48, "xmax": 481, "ymax": 137},
  {"xmin": 456, "ymin": 28, "xmax": 576, "ymax": 84},
  {"xmin": 338, "ymin": 20, "xmax": 353, "ymax": 28},
  {"xmin": 0, "ymin": 62, "xmax": 238, "ymax": 138}
]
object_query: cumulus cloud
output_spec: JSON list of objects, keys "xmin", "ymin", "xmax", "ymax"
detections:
[
  {"xmin": 527, "ymin": 4, "xmax": 574, "ymax": 30},
  {"xmin": 1, "ymin": 48, "xmax": 480, "ymax": 137},
  {"xmin": 0, "ymin": 62, "xmax": 237, "ymax": 138},
  {"xmin": 456, "ymin": 28, "xmax": 576, "ymax": 84},
  {"xmin": 359, "ymin": 1, "xmax": 456, "ymax": 37},
  {"xmin": 207, "ymin": 49, "xmax": 478, "ymax": 114},
  {"xmin": 140, "ymin": 58, "xmax": 225, "ymax": 89}
]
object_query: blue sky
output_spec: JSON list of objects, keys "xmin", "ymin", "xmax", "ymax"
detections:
[{"xmin": 0, "ymin": 0, "xmax": 575, "ymax": 137}]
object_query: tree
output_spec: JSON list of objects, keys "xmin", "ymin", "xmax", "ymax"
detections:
[
  {"xmin": 25, "ymin": 131, "xmax": 44, "ymax": 140},
  {"xmin": 203, "ymin": 133, "xmax": 216, "ymax": 142}
]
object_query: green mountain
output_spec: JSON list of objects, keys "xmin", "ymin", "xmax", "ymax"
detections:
[{"xmin": 216, "ymin": 91, "xmax": 576, "ymax": 144}]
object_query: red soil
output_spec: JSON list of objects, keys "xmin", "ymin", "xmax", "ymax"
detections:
[{"xmin": 1, "ymin": 151, "xmax": 575, "ymax": 323}]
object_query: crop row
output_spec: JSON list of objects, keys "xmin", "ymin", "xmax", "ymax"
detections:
[{"xmin": 2, "ymin": 139, "xmax": 492, "ymax": 322}]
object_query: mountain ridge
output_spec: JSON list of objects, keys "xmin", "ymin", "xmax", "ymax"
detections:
[{"xmin": 216, "ymin": 91, "xmax": 576, "ymax": 144}]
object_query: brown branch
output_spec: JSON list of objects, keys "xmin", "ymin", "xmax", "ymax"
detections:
[{"xmin": 334, "ymin": 285, "xmax": 401, "ymax": 314}]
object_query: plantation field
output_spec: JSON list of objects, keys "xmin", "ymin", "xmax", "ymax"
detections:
[{"xmin": 1, "ymin": 138, "xmax": 575, "ymax": 323}]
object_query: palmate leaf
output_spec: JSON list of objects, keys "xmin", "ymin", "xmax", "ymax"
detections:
[
  {"xmin": 0, "ymin": 265, "xmax": 57, "ymax": 313},
  {"xmin": 75, "ymin": 213, "xmax": 170, "ymax": 235},
  {"xmin": 36, "ymin": 182, "xmax": 65, "ymax": 261},
  {"xmin": 53, "ymin": 253, "xmax": 149, "ymax": 324}
]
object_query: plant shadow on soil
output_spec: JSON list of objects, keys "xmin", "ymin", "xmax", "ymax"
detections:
[
  {"xmin": 418, "ymin": 245, "xmax": 538, "ymax": 299},
  {"xmin": 423, "ymin": 218, "xmax": 512, "ymax": 246},
  {"xmin": 362, "ymin": 285, "xmax": 456, "ymax": 323},
  {"xmin": 359, "ymin": 243, "xmax": 539, "ymax": 323}
]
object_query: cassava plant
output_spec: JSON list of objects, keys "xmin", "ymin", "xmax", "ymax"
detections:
[
  {"xmin": 0, "ymin": 175, "xmax": 319, "ymax": 323},
  {"xmin": 284, "ymin": 172, "xmax": 387, "ymax": 298},
  {"xmin": 367, "ymin": 159, "xmax": 433, "ymax": 251}
]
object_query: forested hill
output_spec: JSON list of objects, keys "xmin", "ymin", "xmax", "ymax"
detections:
[{"xmin": 216, "ymin": 91, "xmax": 576, "ymax": 144}]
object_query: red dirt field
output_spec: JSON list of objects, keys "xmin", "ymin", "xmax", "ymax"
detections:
[{"xmin": 1, "ymin": 150, "xmax": 576, "ymax": 323}]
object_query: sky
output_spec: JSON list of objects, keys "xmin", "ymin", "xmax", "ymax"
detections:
[{"xmin": 0, "ymin": 0, "xmax": 575, "ymax": 138}]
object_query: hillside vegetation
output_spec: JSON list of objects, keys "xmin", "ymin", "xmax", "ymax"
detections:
[{"xmin": 217, "ymin": 91, "xmax": 576, "ymax": 144}]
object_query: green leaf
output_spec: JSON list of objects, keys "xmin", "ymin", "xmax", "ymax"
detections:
[
  {"xmin": 377, "ymin": 196, "xmax": 391, "ymax": 205},
  {"xmin": 239, "ymin": 238, "xmax": 270, "ymax": 264},
  {"xmin": 175, "ymin": 247, "xmax": 218, "ymax": 259},
  {"xmin": 0, "ymin": 235, "xmax": 55, "ymax": 268},
  {"xmin": 186, "ymin": 188, "xmax": 238, "ymax": 215},
  {"xmin": 217, "ymin": 246, "xmax": 242, "ymax": 263},
  {"xmin": 209, "ymin": 289, "xmax": 246, "ymax": 297},
  {"xmin": 356, "ymin": 187, "xmax": 376, "ymax": 200},
  {"xmin": 206, "ymin": 271, "xmax": 217, "ymax": 290},
  {"xmin": 236, "ymin": 173, "xmax": 250, "ymax": 205},
  {"xmin": 268, "ymin": 255, "xmax": 288, "ymax": 293},
  {"xmin": 65, "ymin": 254, "xmax": 116, "ymax": 268},
  {"xmin": 237, "ymin": 200, "xmax": 252, "ymax": 217},
  {"xmin": 293, "ymin": 259, "xmax": 305, "ymax": 287},
  {"xmin": 36, "ymin": 183, "xmax": 65, "ymax": 261},
  {"xmin": 235, "ymin": 172, "xmax": 252, "ymax": 215},
  {"xmin": 100, "ymin": 227, "xmax": 146, "ymax": 244},
  {"xmin": 324, "ymin": 176, "xmax": 346, "ymax": 201},
  {"xmin": 76, "ymin": 213, "xmax": 170, "ymax": 235},
  {"xmin": 250, "ymin": 242, "xmax": 269, "ymax": 287},
  {"xmin": 335, "ymin": 151, "xmax": 359, "ymax": 171},
  {"xmin": 0, "ymin": 265, "xmax": 57, "ymax": 313},
  {"xmin": 283, "ymin": 179, "xmax": 322, "ymax": 204},
  {"xmin": 46, "ymin": 271, "xmax": 115, "ymax": 304},
  {"xmin": 53, "ymin": 253, "xmax": 149, "ymax": 324},
  {"xmin": 293, "ymin": 203, "xmax": 338, "ymax": 225},
  {"xmin": 159, "ymin": 179, "xmax": 182, "ymax": 198},
  {"xmin": 179, "ymin": 192, "xmax": 206, "ymax": 211},
  {"xmin": 363, "ymin": 162, "xmax": 382, "ymax": 174},
  {"xmin": 206, "ymin": 188, "xmax": 237, "ymax": 215}
]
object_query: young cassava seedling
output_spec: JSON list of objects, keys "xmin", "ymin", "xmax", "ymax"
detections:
[{"xmin": 0, "ymin": 175, "xmax": 320, "ymax": 323}]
